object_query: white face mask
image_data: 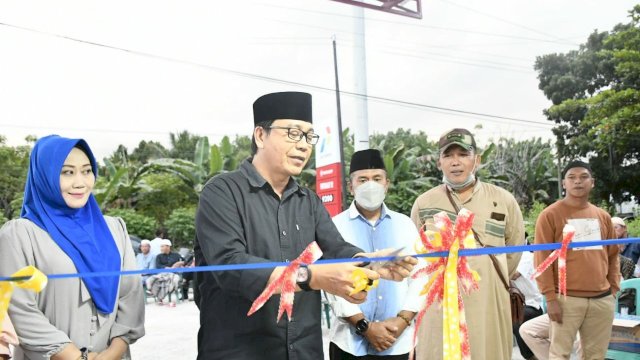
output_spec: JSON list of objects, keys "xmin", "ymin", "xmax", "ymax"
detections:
[
  {"xmin": 443, "ymin": 162, "xmax": 477, "ymax": 190},
  {"xmin": 354, "ymin": 181, "xmax": 386, "ymax": 211}
]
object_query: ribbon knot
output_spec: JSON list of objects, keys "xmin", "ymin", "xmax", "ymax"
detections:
[
  {"xmin": 248, "ymin": 241, "xmax": 323, "ymax": 322},
  {"xmin": 413, "ymin": 209, "xmax": 480, "ymax": 360}
]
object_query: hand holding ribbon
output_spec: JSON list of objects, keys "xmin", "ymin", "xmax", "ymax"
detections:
[
  {"xmin": 0, "ymin": 266, "xmax": 48, "ymax": 333},
  {"xmin": 248, "ymin": 242, "xmax": 323, "ymax": 322}
]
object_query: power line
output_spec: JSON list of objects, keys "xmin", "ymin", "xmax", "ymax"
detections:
[
  {"xmin": 439, "ymin": 0, "xmax": 573, "ymax": 43},
  {"xmin": 270, "ymin": 19, "xmax": 536, "ymax": 73},
  {"xmin": 249, "ymin": 35, "xmax": 534, "ymax": 73},
  {"xmin": 0, "ymin": 21, "xmax": 551, "ymax": 128},
  {"xmin": 260, "ymin": 3, "xmax": 579, "ymax": 46}
]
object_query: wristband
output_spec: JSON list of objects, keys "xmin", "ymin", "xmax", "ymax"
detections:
[
  {"xmin": 397, "ymin": 313, "xmax": 412, "ymax": 326},
  {"xmin": 78, "ymin": 347, "xmax": 89, "ymax": 360}
]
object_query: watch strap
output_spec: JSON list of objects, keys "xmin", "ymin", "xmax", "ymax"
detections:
[
  {"xmin": 296, "ymin": 265, "xmax": 313, "ymax": 291},
  {"xmin": 355, "ymin": 318, "xmax": 369, "ymax": 335},
  {"xmin": 79, "ymin": 347, "xmax": 89, "ymax": 360}
]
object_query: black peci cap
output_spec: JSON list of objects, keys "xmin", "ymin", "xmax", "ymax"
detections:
[
  {"xmin": 252, "ymin": 92, "xmax": 312, "ymax": 125},
  {"xmin": 349, "ymin": 149, "xmax": 386, "ymax": 174}
]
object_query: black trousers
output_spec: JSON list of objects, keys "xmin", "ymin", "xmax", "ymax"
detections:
[
  {"xmin": 329, "ymin": 342, "xmax": 410, "ymax": 360},
  {"xmin": 513, "ymin": 305, "xmax": 544, "ymax": 359}
]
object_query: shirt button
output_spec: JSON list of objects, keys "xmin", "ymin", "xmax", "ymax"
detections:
[
  {"xmin": 90, "ymin": 330, "xmax": 96, "ymax": 335},
  {"xmin": 289, "ymin": 344, "xmax": 294, "ymax": 350},
  {"xmin": 378, "ymin": 296, "xmax": 383, "ymax": 300},
  {"xmin": 282, "ymin": 231, "xmax": 287, "ymax": 236},
  {"xmin": 91, "ymin": 316, "xmax": 97, "ymax": 322},
  {"xmin": 285, "ymin": 259, "xmax": 290, "ymax": 262}
]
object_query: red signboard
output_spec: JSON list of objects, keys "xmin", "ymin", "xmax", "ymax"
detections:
[{"xmin": 316, "ymin": 162, "xmax": 343, "ymax": 217}]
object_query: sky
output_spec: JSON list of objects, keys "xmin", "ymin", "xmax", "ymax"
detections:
[{"xmin": 0, "ymin": 0, "xmax": 637, "ymax": 160}]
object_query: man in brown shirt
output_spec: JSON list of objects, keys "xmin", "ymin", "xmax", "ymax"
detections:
[{"xmin": 534, "ymin": 160, "xmax": 620, "ymax": 359}]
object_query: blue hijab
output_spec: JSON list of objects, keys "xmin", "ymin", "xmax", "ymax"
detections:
[{"xmin": 21, "ymin": 135, "xmax": 121, "ymax": 314}]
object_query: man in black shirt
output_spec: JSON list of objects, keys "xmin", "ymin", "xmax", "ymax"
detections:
[
  {"xmin": 195, "ymin": 91, "xmax": 417, "ymax": 360},
  {"xmin": 155, "ymin": 239, "xmax": 184, "ymax": 268},
  {"xmin": 147, "ymin": 239, "xmax": 183, "ymax": 305}
]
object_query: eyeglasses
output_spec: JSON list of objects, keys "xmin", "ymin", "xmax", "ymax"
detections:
[{"xmin": 268, "ymin": 126, "xmax": 320, "ymax": 145}]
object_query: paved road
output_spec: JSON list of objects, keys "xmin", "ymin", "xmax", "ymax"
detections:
[{"xmin": 131, "ymin": 300, "xmax": 527, "ymax": 359}]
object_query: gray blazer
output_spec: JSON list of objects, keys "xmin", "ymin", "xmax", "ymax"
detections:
[{"xmin": 0, "ymin": 216, "xmax": 145, "ymax": 359}]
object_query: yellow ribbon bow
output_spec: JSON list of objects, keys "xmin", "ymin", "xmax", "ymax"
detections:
[{"xmin": 0, "ymin": 266, "xmax": 48, "ymax": 332}]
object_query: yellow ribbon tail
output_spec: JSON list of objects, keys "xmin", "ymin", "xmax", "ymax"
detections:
[
  {"xmin": 420, "ymin": 267, "xmax": 443, "ymax": 296},
  {"xmin": 0, "ymin": 266, "xmax": 48, "ymax": 333},
  {"xmin": 443, "ymin": 240, "xmax": 462, "ymax": 360}
]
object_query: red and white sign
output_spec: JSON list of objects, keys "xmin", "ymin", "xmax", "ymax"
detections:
[{"xmin": 315, "ymin": 119, "xmax": 343, "ymax": 217}]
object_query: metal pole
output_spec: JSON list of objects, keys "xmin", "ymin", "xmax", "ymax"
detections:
[
  {"xmin": 333, "ymin": 37, "xmax": 349, "ymax": 211},
  {"xmin": 352, "ymin": 6, "xmax": 369, "ymax": 151}
]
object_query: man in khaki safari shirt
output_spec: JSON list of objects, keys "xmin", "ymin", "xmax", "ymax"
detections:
[{"xmin": 410, "ymin": 128, "xmax": 525, "ymax": 360}]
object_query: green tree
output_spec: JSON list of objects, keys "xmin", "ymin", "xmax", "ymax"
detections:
[
  {"xmin": 535, "ymin": 5, "xmax": 640, "ymax": 206},
  {"xmin": 104, "ymin": 208, "xmax": 157, "ymax": 239},
  {"xmin": 628, "ymin": 218, "xmax": 640, "ymax": 237},
  {"xmin": 129, "ymin": 140, "xmax": 167, "ymax": 164},
  {"xmin": 165, "ymin": 207, "xmax": 196, "ymax": 248},
  {"xmin": 369, "ymin": 129, "xmax": 440, "ymax": 215},
  {"xmin": 94, "ymin": 155, "xmax": 153, "ymax": 210},
  {"xmin": 524, "ymin": 201, "xmax": 546, "ymax": 242},
  {"xmin": 482, "ymin": 138, "xmax": 558, "ymax": 209},
  {"xmin": 135, "ymin": 173, "xmax": 197, "ymax": 225},
  {"xmin": 169, "ymin": 130, "xmax": 203, "ymax": 161},
  {"xmin": 0, "ymin": 136, "xmax": 32, "ymax": 219}
]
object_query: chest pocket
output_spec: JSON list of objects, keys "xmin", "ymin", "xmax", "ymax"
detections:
[
  {"xmin": 485, "ymin": 219, "xmax": 506, "ymax": 241},
  {"xmin": 294, "ymin": 217, "xmax": 316, "ymax": 255}
]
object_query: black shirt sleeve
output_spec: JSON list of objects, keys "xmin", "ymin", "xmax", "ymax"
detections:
[{"xmin": 195, "ymin": 179, "xmax": 274, "ymax": 301}]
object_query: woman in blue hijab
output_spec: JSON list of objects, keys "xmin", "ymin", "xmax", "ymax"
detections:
[{"xmin": 0, "ymin": 135, "xmax": 144, "ymax": 360}]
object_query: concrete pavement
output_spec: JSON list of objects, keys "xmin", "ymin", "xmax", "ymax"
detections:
[{"xmin": 131, "ymin": 299, "xmax": 530, "ymax": 359}]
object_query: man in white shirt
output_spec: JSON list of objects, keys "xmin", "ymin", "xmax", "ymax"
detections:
[
  {"xmin": 327, "ymin": 149, "xmax": 425, "ymax": 360},
  {"xmin": 149, "ymin": 229, "xmax": 165, "ymax": 256},
  {"xmin": 512, "ymin": 246, "xmax": 544, "ymax": 360}
]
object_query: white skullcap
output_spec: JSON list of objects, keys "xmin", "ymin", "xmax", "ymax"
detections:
[{"xmin": 612, "ymin": 217, "xmax": 626, "ymax": 227}]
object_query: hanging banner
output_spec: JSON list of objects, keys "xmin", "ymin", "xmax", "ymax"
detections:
[{"xmin": 314, "ymin": 118, "xmax": 343, "ymax": 217}]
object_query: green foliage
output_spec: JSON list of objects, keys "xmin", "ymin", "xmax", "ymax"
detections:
[
  {"xmin": 481, "ymin": 138, "xmax": 558, "ymax": 209},
  {"xmin": 535, "ymin": 5, "xmax": 640, "ymax": 206},
  {"xmin": 368, "ymin": 129, "xmax": 440, "ymax": 216},
  {"xmin": 10, "ymin": 195, "xmax": 24, "ymax": 217},
  {"xmin": 169, "ymin": 130, "xmax": 203, "ymax": 160},
  {"xmin": 0, "ymin": 212, "xmax": 7, "ymax": 227},
  {"xmin": 524, "ymin": 201, "xmax": 547, "ymax": 242},
  {"xmin": 0, "ymin": 136, "xmax": 31, "ymax": 219},
  {"xmin": 129, "ymin": 140, "xmax": 167, "ymax": 164},
  {"xmin": 135, "ymin": 174, "xmax": 197, "ymax": 225},
  {"xmin": 209, "ymin": 135, "xmax": 251, "ymax": 177},
  {"xmin": 94, "ymin": 156, "xmax": 153, "ymax": 210},
  {"xmin": 627, "ymin": 218, "xmax": 640, "ymax": 237},
  {"xmin": 165, "ymin": 207, "xmax": 196, "ymax": 248},
  {"xmin": 104, "ymin": 208, "xmax": 157, "ymax": 239}
]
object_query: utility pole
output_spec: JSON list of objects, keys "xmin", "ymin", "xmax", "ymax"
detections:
[
  {"xmin": 333, "ymin": 37, "xmax": 348, "ymax": 211},
  {"xmin": 352, "ymin": 6, "xmax": 369, "ymax": 151}
]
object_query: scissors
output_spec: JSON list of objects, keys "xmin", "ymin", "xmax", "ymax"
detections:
[{"xmin": 357, "ymin": 247, "xmax": 406, "ymax": 284}]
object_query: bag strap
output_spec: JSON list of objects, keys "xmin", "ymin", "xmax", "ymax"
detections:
[{"xmin": 443, "ymin": 185, "xmax": 510, "ymax": 292}]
